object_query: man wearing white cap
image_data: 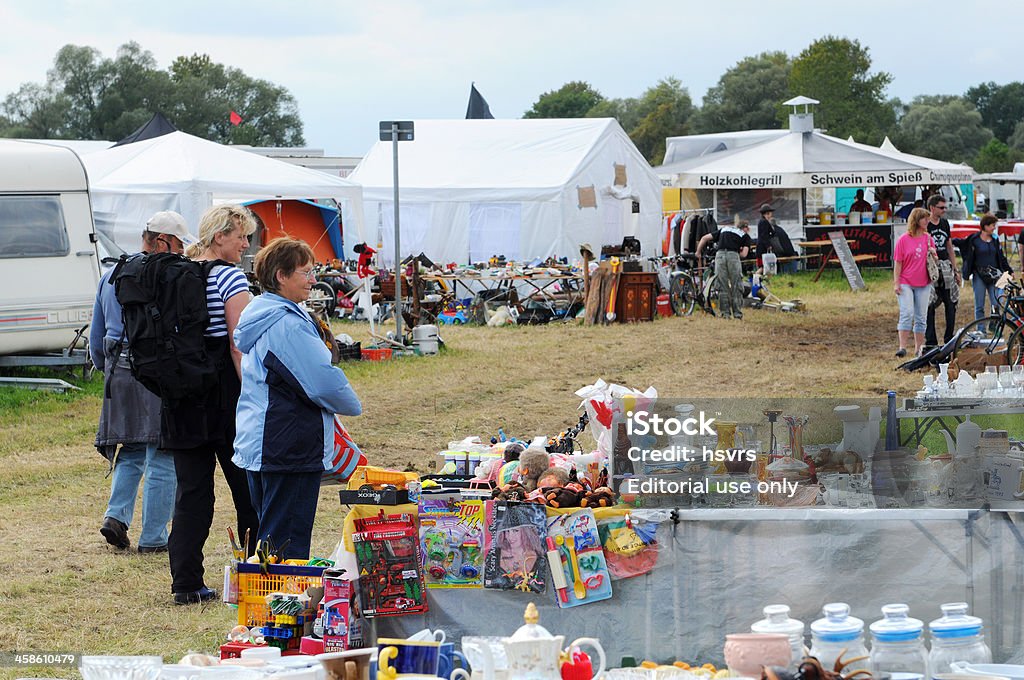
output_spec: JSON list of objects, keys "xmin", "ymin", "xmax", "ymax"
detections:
[{"xmin": 90, "ymin": 211, "xmax": 194, "ymax": 552}]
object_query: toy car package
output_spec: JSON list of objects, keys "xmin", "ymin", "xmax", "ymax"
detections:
[{"xmin": 352, "ymin": 512, "xmax": 428, "ymax": 617}]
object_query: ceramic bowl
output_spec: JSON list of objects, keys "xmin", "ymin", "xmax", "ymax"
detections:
[{"xmin": 723, "ymin": 634, "xmax": 791, "ymax": 677}]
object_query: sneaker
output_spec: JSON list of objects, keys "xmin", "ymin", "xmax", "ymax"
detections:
[
  {"xmin": 100, "ymin": 517, "xmax": 130, "ymax": 550},
  {"xmin": 137, "ymin": 544, "xmax": 168, "ymax": 554},
  {"xmin": 895, "ymin": 348, "xmax": 907, "ymax": 358},
  {"xmin": 173, "ymin": 586, "xmax": 218, "ymax": 605}
]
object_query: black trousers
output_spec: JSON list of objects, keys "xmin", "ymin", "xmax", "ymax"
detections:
[
  {"xmin": 926, "ymin": 283, "xmax": 957, "ymax": 346},
  {"xmin": 168, "ymin": 445, "xmax": 259, "ymax": 593}
]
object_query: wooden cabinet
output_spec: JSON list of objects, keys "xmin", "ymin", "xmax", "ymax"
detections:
[{"xmin": 615, "ymin": 272, "xmax": 657, "ymax": 323}]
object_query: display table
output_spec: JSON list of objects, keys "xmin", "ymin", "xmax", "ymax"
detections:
[
  {"xmin": 366, "ymin": 507, "xmax": 1023, "ymax": 665},
  {"xmin": 896, "ymin": 399, "xmax": 1024, "ymax": 447},
  {"xmin": 797, "ymin": 239, "xmax": 859, "ymax": 282}
]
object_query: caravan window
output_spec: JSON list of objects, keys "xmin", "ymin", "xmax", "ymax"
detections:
[{"xmin": 0, "ymin": 195, "xmax": 70, "ymax": 258}]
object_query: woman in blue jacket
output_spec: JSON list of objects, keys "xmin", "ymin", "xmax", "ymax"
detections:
[{"xmin": 233, "ymin": 237, "xmax": 361, "ymax": 559}]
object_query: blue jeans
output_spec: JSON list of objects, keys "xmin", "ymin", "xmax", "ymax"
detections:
[
  {"xmin": 896, "ymin": 284, "xmax": 931, "ymax": 334},
  {"xmin": 972, "ymin": 276, "xmax": 1002, "ymax": 331},
  {"xmin": 247, "ymin": 470, "xmax": 322, "ymax": 561},
  {"xmin": 105, "ymin": 443, "xmax": 176, "ymax": 548}
]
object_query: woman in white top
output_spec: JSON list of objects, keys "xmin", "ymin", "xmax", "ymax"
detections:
[{"xmin": 166, "ymin": 205, "xmax": 260, "ymax": 605}]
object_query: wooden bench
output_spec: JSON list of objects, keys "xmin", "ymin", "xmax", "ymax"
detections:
[{"xmin": 827, "ymin": 254, "xmax": 877, "ymax": 264}]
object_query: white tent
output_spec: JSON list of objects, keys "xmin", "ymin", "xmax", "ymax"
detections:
[
  {"xmin": 656, "ymin": 130, "xmax": 973, "ymax": 189},
  {"xmin": 348, "ymin": 118, "xmax": 663, "ymax": 264},
  {"xmin": 82, "ymin": 131, "xmax": 364, "ymax": 252}
]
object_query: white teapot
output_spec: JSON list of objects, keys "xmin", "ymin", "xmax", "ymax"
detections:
[{"xmin": 501, "ymin": 604, "xmax": 605, "ymax": 680}]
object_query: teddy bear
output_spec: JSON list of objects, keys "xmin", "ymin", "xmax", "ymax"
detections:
[
  {"xmin": 544, "ymin": 481, "xmax": 585, "ymax": 508},
  {"xmin": 580, "ymin": 486, "xmax": 616, "ymax": 508},
  {"xmin": 518, "ymin": 448, "xmax": 551, "ymax": 493}
]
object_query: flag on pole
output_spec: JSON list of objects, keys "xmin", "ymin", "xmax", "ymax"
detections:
[
  {"xmin": 465, "ymin": 83, "xmax": 494, "ymax": 119},
  {"xmin": 229, "ymin": 110, "xmax": 243, "ymax": 126}
]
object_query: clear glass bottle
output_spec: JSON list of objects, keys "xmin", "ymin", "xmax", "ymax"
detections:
[
  {"xmin": 810, "ymin": 603, "xmax": 869, "ymax": 672},
  {"xmin": 928, "ymin": 603, "xmax": 991, "ymax": 676},
  {"xmin": 869, "ymin": 604, "xmax": 928, "ymax": 680},
  {"xmin": 752, "ymin": 604, "xmax": 806, "ymax": 670}
]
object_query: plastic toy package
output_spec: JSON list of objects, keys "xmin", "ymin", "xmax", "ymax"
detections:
[
  {"xmin": 546, "ymin": 509, "xmax": 612, "ymax": 607},
  {"xmin": 418, "ymin": 496, "xmax": 486, "ymax": 588},
  {"xmin": 351, "ymin": 512, "xmax": 428, "ymax": 617},
  {"xmin": 596, "ymin": 512, "xmax": 661, "ymax": 580},
  {"xmin": 483, "ymin": 502, "xmax": 548, "ymax": 593}
]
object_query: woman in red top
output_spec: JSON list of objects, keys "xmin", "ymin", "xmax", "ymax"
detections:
[{"xmin": 893, "ymin": 208, "xmax": 937, "ymax": 357}]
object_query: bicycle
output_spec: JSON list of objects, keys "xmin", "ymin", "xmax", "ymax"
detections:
[
  {"xmin": 951, "ymin": 270, "xmax": 1024, "ymax": 364},
  {"xmin": 664, "ymin": 253, "xmax": 719, "ymax": 316}
]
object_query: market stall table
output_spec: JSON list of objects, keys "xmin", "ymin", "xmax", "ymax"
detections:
[
  {"xmin": 365, "ymin": 506, "xmax": 1023, "ymax": 665},
  {"xmin": 896, "ymin": 398, "xmax": 1024, "ymax": 447},
  {"xmin": 797, "ymin": 239, "xmax": 860, "ymax": 282}
]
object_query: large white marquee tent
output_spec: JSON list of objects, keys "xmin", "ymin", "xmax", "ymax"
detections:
[
  {"xmin": 348, "ymin": 118, "xmax": 663, "ymax": 265},
  {"xmin": 81, "ymin": 131, "xmax": 365, "ymax": 252}
]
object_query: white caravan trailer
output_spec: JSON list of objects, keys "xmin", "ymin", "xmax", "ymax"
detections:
[{"xmin": 0, "ymin": 140, "xmax": 100, "ymax": 356}]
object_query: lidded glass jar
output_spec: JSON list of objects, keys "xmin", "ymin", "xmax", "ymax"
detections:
[
  {"xmin": 810, "ymin": 603, "xmax": 868, "ymax": 671},
  {"xmin": 752, "ymin": 604, "xmax": 805, "ymax": 669},
  {"xmin": 869, "ymin": 604, "xmax": 928, "ymax": 680},
  {"xmin": 928, "ymin": 603, "xmax": 991, "ymax": 675}
]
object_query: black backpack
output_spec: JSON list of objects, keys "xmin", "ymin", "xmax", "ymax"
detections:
[{"xmin": 111, "ymin": 253, "xmax": 227, "ymax": 402}]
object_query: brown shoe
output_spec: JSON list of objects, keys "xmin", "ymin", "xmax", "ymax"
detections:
[{"xmin": 100, "ymin": 517, "xmax": 130, "ymax": 550}]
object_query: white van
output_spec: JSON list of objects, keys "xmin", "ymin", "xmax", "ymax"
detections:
[{"xmin": 0, "ymin": 140, "xmax": 100, "ymax": 355}]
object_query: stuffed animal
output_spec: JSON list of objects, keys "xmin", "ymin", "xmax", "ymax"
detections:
[
  {"xmin": 518, "ymin": 448, "xmax": 551, "ymax": 493},
  {"xmin": 544, "ymin": 482, "xmax": 585, "ymax": 509},
  {"xmin": 536, "ymin": 466, "xmax": 569, "ymax": 490},
  {"xmin": 581, "ymin": 486, "xmax": 616, "ymax": 508},
  {"xmin": 493, "ymin": 481, "xmax": 529, "ymax": 502}
]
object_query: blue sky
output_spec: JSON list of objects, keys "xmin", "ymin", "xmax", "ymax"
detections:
[{"xmin": 1, "ymin": 0, "xmax": 1022, "ymax": 155}]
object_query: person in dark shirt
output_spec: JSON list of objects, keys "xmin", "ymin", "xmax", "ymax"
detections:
[
  {"xmin": 924, "ymin": 194, "xmax": 961, "ymax": 348},
  {"xmin": 697, "ymin": 219, "xmax": 752, "ymax": 319},
  {"xmin": 850, "ymin": 189, "xmax": 873, "ymax": 213},
  {"xmin": 756, "ymin": 204, "xmax": 776, "ymax": 259},
  {"xmin": 960, "ymin": 213, "xmax": 1012, "ymax": 333}
]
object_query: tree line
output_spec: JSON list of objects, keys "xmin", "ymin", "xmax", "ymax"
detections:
[
  {"xmin": 523, "ymin": 35, "xmax": 1024, "ymax": 172},
  {"xmin": 1, "ymin": 42, "xmax": 304, "ymax": 146}
]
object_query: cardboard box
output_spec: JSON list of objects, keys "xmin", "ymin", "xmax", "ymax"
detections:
[
  {"xmin": 322, "ymin": 569, "xmax": 357, "ymax": 652},
  {"xmin": 338, "ymin": 488, "xmax": 409, "ymax": 505}
]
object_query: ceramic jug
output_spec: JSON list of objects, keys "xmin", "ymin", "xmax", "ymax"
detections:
[{"xmin": 941, "ymin": 417, "xmax": 982, "ymax": 459}]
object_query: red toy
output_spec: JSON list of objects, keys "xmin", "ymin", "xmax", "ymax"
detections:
[
  {"xmin": 354, "ymin": 243, "xmax": 376, "ymax": 279},
  {"xmin": 352, "ymin": 512, "xmax": 428, "ymax": 617}
]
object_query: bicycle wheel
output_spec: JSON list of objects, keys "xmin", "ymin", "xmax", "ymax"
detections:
[
  {"xmin": 669, "ymin": 273, "xmax": 696, "ymax": 316},
  {"xmin": 952, "ymin": 316, "xmax": 1012, "ymax": 360},
  {"xmin": 1005, "ymin": 325, "xmax": 1024, "ymax": 365}
]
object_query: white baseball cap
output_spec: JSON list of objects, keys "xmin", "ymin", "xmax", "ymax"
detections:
[{"xmin": 146, "ymin": 211, "xmax": 198, "ymax": 246}]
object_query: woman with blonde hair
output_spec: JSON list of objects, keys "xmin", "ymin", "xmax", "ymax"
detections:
[
  {"xmin": 893, "ymin": 208, "xmax": 937, "ymax": 358},
  {"xmin": 165, "ymin": 204, "xmax": 260, "ymax": 605}
]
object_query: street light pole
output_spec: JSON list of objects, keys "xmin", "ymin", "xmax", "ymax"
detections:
[{"xmin": 379, "ymin": 120, "xmax": 414, "ymax": 341}]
